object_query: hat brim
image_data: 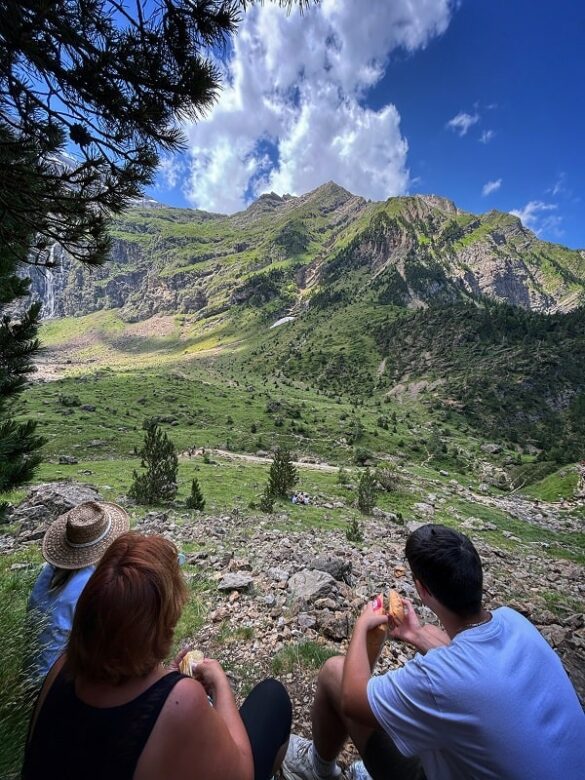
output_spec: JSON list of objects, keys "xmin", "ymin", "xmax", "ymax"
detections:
[{"xmin": 42, "ymin": 502, "xmax": 130, "ymax": 570}]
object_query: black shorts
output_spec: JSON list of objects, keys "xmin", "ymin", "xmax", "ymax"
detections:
[
  {"xmin": 363, "ymin": 728, "xmax": 426, "ymax": 780},
  {"xmin": 239, "ymin": 678, "xmax": 292, "ymax": 780}
]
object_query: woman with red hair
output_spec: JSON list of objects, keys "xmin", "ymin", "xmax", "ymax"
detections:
[{"xmin": 22, "ymin": 532, "xmax": 292, "ymax": 780}]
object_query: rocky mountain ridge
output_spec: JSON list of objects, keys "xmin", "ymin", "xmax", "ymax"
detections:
[{"xmin": 25, "ymin": 183, "xmax": 585, "ymax": 322}]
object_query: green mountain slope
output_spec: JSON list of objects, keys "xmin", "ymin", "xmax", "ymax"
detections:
[
  {"xmin": 29, "ymin": 183, "xmax": 585, "ymax": 466},
  {"xmin": 30, "ymin": 183, "xmax": 585, "ymax": 323}
]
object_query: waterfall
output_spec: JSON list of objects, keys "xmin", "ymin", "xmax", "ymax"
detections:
[{"xmin": 43, "ymin": 244, "xmax": 57, "ymax": 319}]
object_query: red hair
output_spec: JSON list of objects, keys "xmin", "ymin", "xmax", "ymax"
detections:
[{"xmin": 67, "ymin": 532, "xmax": 188, "ymax": 684}]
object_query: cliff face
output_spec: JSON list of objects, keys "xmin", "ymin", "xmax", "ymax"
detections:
[{"xmin": 24, "ymin": 183, "xmax": 585, "ymax": 321}]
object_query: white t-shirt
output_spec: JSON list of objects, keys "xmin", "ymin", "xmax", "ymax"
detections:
[{"xmin": 367, "ymin": 607, "xmax": 585, "ymax": 779}]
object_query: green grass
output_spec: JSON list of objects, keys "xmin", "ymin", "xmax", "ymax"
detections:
[
  {"xmin": 0, "ymin": 548, "xmax": 44, "ymax": 778},
  {"xmin": 541, "ymin": 590, "xmax": 584, "ymax": 618},
  {"xmin": 271, "ymin": 640, "xmax": 338, "ymax": 676},
  {"xmin": 216, "ymin": 623, "xmax": 255, "ymax": 646},
  {"xmin": 522, "ymin": 467, "xmax": 579, "ymax": 502},
  {"xmin": 172, "ymin": 575, "xmax": 210, "ymax": 653},
  {"xmin": 443, "ymin": 498, "xmax": 585, "ymax": 564}
]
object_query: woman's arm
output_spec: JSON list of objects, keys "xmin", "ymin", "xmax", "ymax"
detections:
[
  {"xmin": 194, "ymin": 659, "xmax": 253, "ymax": 772},
  {"xmin": 137, "ymin": 663, "xmax": 254, "ymax": 780}
]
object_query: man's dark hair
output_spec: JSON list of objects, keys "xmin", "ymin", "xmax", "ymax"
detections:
[{"xmin": 405, "ymin": 524, "xmax": 483, "ymax": 617}]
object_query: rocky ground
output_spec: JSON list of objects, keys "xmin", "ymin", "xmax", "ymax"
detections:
[{"xmin": 3, "ymin": 482, "xmax": 584, "ymax": 776}]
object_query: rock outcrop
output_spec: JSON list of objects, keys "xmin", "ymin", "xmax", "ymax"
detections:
[{"xmin": 21, "ymin": 184, "xmax": 585, "ymax": 323}]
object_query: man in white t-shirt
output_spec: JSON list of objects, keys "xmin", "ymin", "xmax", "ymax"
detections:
[{"xmin": 283, "ymin": 524, "xmax": 585, "ymax": 780}]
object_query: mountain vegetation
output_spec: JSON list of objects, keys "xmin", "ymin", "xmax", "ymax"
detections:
[{"xmin": 11, "ymin": 184, "xmax": 585, "ymax": 502}]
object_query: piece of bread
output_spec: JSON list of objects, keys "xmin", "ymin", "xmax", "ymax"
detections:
[
  {"xmin": 179, "ymin": 649, "xmax": 204, "ymax": 677},
  {"xmin": 387, "ymin": 589, "xmax": 405, "ymax": 622}
]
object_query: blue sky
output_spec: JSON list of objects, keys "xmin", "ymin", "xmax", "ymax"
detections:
[{"xmin": 149, "ymin": 0, "xmax": 584, "ymax": 248}]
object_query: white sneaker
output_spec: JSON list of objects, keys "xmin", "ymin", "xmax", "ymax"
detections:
[
  {"xmin": 282, "ymin": 735, "xmax": 341, "ymax": 780},
  {"xmin": 347, "ymin": 761, "xmax": 373, "ymax": 780}
]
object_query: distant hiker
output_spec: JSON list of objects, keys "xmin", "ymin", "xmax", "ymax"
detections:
[
  {"xmin": 27, "ymin": 501, "xmax": 130, "ymax": 682},
  {"xmin": 282, "ymin": 524, "xmax": 585, "ymax": 780},
  {"xmin": 23, "ymin": 533, "xmax": 292, "ymax": 780}
]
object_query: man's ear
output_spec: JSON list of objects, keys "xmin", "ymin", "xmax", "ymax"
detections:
[{"xmin": 415, "ymin": 578, "xmax": 432, "ymax": 601}]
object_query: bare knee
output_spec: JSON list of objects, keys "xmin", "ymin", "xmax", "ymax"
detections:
[{"xmin": 318, "ymin": 655, "xmax": 345, "ymax": 697}]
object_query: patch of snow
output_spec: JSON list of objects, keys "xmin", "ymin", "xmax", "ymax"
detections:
[{"xmin": 270, "ymin": 316, "xmax": 296, "ymax": 329}]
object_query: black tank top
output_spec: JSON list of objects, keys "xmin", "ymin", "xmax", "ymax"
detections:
[{"xmin": 22, "ymin": 669, "xmax": 185, "ymax": 779}]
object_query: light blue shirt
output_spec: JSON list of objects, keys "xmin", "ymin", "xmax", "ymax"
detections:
[
  {"xmin": 27, "ymin": 563, "xmax": 95, "ymax": 680},
  {"xmin": 368, "ymin": 607, "xmax": 585, "ymax": 779}
]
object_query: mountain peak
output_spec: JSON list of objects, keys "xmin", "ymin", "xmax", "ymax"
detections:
[{"xmin": 310, "ymin": 181, "xmax": 353, "ymax": 197}]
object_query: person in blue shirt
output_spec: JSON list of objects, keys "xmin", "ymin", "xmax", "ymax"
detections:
[
  {"xmin": 282, "ymin": 524, "xmax": 585, "ymax": 780},
  {"xmin": 27, "ymin": 500, "xmax": 130, "ymax": 682}
]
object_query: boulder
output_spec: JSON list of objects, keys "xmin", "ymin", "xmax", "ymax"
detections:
[
  {"xmin": 267, "ymin": 567, "xmax": 290, "ymax": 584},
  {"xmin": 297, "ymin": 612, "xmax": 317, "ymax": 630},
  {"xmin": 7, "ymin": 481, "xmax": 101, "ymax": 530},
  {"xmin": 317, "ymin": 610, "xmax": 351, "ymax": 640},
  {"xmin": 218, "ymin": 572, "xmax": 254, "ymax": 593},
  {"xmin": 309, "ymin": 555, "xmax": 352, "ymax": 584},
  {"xmin": 288, "ymin": 569, "xmax": 336, "ymax": 603},
  {"xmin": 413, "ymin": 502, "xmax": 435, "ymax": 517}
]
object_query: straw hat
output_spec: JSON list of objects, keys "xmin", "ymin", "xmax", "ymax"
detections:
[{"xmin": 42, "ymin": 501, "xmax": 130, "ymax": 570}]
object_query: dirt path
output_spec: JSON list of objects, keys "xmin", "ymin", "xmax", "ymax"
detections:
[{"xmin": 180, "ymin": 448, "xmax": 340, "ymax": 473}]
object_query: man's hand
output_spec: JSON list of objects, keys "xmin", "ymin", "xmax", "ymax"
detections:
[
  {"xmin": 389, "ymin": 598, "xmax": 450, "ymax": 653},
  {"xmin": 354, "ymin": 601, "xmax": 389, "ymax": 636},
  {"xmin": 389, "ymin": 597, "xmax": 422, "ymax": 644}
]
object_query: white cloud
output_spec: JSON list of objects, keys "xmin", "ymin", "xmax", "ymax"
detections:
[
  {"xmin": 510, "ymin": 201, "xmax": 563, "ymax": 237},
  {"xmin": 479, "ymin": 129, "xmax": 495, "ymax": 144},
  {"xmin": 156, "ymin": 155, "xmax": 186, "ymax": 190},
  {"xmin": 482, "ymin": 178, "xmax": 502, "ymax": 196},
  {"xmin": 446, "ymin": 111, "xmax": 479, "ymax": 136},
  {"xmin": 177, "ymin": 0, "xmax": 454, "ymax": 212},
  {"xmin": 548, "ymin": 172, "xmax": 568, "ymax": 197}
]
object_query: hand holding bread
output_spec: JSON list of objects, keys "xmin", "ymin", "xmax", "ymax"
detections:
[
  {"xmin": 179, "ymin": 649, "xmax": 205, "ymax": 677},
  {"xmin": 365, "ymin": 589, "xmax": 405, "ymax": 668}
]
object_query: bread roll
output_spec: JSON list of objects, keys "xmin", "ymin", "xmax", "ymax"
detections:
[
  {"xmin": 388, "ymin": 589, "xmax": 404, "ymax": 622},
  {"xmin": 179, "ymin": 649, "xmax": 204, "ymax": 677}
]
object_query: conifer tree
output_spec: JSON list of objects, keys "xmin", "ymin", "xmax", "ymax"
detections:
[
  {"xmin": 0, "ymin": 142, "xmax": 47, "ymax": 506},
  {"xmin": 258, "ymin": 485, "xmax": 275, "ymax": 513},
  {"xmin": 0, "ymin": 301, "xmax": 46, "ymax": 512},
  {"xmin": 267, "ymin": 446, "xmax": 298, "ymax": 498},
  {"xmin": 185, "ymin": 477, "xmax": 205, "ymax": 511},
  {"xmin": 357, "ymin": 468, "xmax": 376, "ymax": 514},
  {"xmin": 129, "ymin": 423, "xmax": 178, "ymax": 504}
]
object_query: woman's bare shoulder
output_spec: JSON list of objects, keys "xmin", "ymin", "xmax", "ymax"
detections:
[{"xmin": 162, "ymin": 676, "xmax": 210, "ymax": 717}]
